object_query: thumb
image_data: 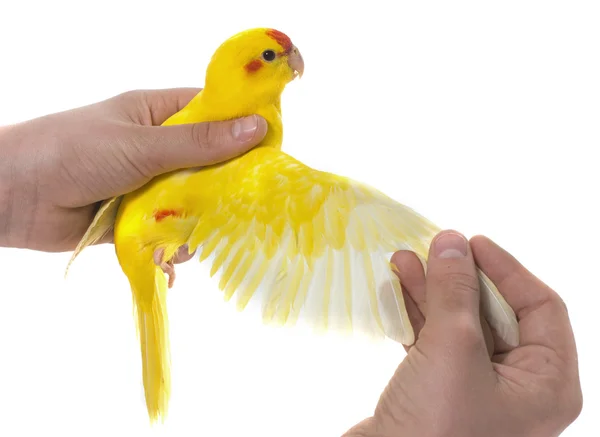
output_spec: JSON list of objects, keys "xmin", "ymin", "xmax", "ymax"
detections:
[
  {"xmin": 422, "ymin": 230, "xmax": 488, "ymax": 356},
  {"xmin": 138, "ymin": 114, "xmax": 268, "ymax": 173}
]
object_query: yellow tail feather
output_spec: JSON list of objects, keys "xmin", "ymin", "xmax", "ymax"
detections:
[
  {"xmin": 118, "ymin": 243, "xmax": 171, "ymax": 423},
  {"xmin": 136, "ymin": 282, "xmax": 170, "ymax": 423}
]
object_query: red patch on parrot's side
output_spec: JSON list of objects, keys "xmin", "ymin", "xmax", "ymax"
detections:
[
  {"xmin": 266, "ymin": 29, "xmax": 292, "ymax": 52},
  {"xmin": 153, "ymin": 209, "xmax": 182, "ymax": 222},
  {"xmin": 244, "ymin": 59, "xmax": 263, "ymax": 73}
]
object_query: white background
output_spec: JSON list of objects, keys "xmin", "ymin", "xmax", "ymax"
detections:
[{"xmin": 1, "ymin": 1, "xmax": 598, "ymax": 436}]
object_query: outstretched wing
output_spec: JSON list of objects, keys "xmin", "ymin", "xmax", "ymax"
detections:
[
  {"xmin": 186, "ymin": 150, "xmax": 519, "ymax": 346},
  {"xmin": 65, "ymin": 195, "xmax": 122, "ymax": 277}
]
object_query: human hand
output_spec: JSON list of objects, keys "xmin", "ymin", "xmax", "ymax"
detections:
[
  {"xmin": 0, "ymin": 89, "xmax": 267, "ymax": 251},
  {"xmin": 345, "ymin": 231, "xmax": 582, "ymax": 437}
]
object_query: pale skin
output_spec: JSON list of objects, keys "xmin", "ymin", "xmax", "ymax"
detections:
[
  {"xmin": 0, "ymin": 88, "xmax": 267, "ymax": 278},
  {"xmin": 0, "ymin": 90, "xmax": 582, "ymax": 436}
]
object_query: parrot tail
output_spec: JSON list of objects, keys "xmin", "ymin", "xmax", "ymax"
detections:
[{"xmin": 117, "ymin": 243, "xmax": 171, "ymax": 423}]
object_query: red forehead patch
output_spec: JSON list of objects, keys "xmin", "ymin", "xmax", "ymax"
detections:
[{"xmin": 266, "ymin": 29, "xmax": 292, "ymax": 52}]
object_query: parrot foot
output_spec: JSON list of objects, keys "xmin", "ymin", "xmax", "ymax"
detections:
[
  {"xmin": 153, "ymin": 248, "xmax": 176, "ymax": 288},
  {"xmin": 152, "ymin": 245, "xmax": 195, "ymax": 289}
]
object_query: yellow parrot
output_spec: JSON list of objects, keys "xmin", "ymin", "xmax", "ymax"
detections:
[{"xmin": 67, "ymin": 28, "xmax": 520, "ymax": 422}]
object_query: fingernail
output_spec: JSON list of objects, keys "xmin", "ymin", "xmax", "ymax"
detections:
[
  {"xmin": 232, "ymin": 115, "xmax": 258, "ymax": 142},
  {"xmin": 433, "ymin": 232, "xmax": 468, "ymax": 258}
]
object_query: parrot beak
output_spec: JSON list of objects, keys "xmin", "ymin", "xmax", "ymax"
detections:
[{"xmin": 288, "ymin": 46, "xmax": 304, "ymax": 79}]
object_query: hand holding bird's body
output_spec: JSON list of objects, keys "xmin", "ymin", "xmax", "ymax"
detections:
[{"xmin": 0, "ymin": 89, "xmax": 267, "ymax": 251}]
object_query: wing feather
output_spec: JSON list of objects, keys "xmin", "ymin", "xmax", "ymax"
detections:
[
  {"xmin": 64, "ymin": 195, "xmax": 122, "ymax": 277},
  {"xmin": 186, "ymin": 150, "xmax": 519, "ymax": 347},
  {"xmin": 274, "ymin": 256, "xmax": 304, "ymax": 325},
  {"xmin": 236, "ymin": 253, "xmax": 270, "ymax": 311}
]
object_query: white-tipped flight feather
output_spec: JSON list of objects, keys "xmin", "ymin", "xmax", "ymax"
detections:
[{"xmin": 186, "ymin": 151, "xmax": 520, "ymax": 347}]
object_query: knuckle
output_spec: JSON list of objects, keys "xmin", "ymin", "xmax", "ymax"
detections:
[
  {"xmin": 116, "ymin": 89, "xmax": 144, "ymax": 104},
  {"xmin": 112, "ymin": 90, "xmax": 150, "ymax": 124},
  {"xmin": 190, "ymin": 122, "xmax": 215, "ymax": 149},
  {"xmin": 122, "ymin": 142, "xmax": 155, "ymax": 179},
  {"xmin": 552, "ymin": 293, "xmax": 569, "ymax": 315},
  {"xmin": 435, "ymin": 272, "xmax": 480, "ymax": 310},
  {"xmin": 451, "ymin": 313, "xmax": 482, "ymax": 344},
  {"xmin": 446, "ymin": 271, "xmax": 480, "ymax": 291}
]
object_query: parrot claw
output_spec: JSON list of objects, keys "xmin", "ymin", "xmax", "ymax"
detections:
[
  {"xmin": 152, "ymin": 245, "xmax": 195, "ymax": 289},
  {"xmin": 153, "ymin": 248, "xmax": 176, "ymax": 288}
]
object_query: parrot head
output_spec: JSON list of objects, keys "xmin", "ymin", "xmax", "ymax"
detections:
[{"xmin": 203, "ymin": 28, "xmax": 304, "ymax": 110}]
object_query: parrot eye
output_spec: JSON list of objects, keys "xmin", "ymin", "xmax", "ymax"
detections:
[{"xmin": 261, "ymin": 50, "xmax": 276, "ymax": 62}]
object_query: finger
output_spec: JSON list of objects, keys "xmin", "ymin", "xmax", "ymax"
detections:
[
  {"xmin": 399, "ymin": 290, "xmax": 422, "ymax": 354},
  {"xmin": 470, "ymin": 235, "xmax": 576, "ymax": 358},
  {"xmin": 391, "ymin": 251, "xmax": 426, "ymax": 347},
  {"xmin": 135, "ymin": 114, "xmax": 268, "ymax": 174},
  {"xmin": 421, "ymin": 230, "xmax": 489, "ymax": 357},
  {"xmin": 392, "ymin": 249, "xmax": 496, "ymax": 356},
  {"xmin": 392, "ymin": 250, "xmax": 427, "ymax": 314},
  {"xmin": 130, "ymin": 88, "xmax": 202, "ymax": 126}
]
